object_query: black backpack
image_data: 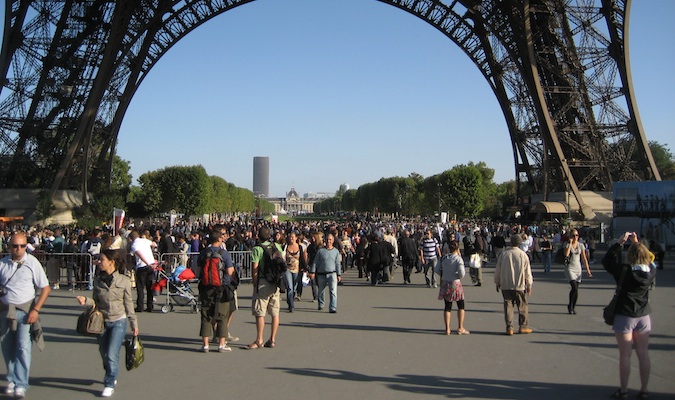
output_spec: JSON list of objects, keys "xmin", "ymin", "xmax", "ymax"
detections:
[{"xmin": 258, "ymin": 243, "xmax": 287, "ymax": 286}]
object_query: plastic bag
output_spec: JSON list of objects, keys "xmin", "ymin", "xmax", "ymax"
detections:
[{"xmin": 125, "ymin": 335, "xmax": 145, "ymax": 370}]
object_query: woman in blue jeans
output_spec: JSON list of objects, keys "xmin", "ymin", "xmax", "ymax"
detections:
[
  {"xmin": 283, "ymin": 232, "xmax": 306, "ymax": 312},
  {"xmin": 77, "ymin": 248, "xmax": 138, "ymax": 397}
]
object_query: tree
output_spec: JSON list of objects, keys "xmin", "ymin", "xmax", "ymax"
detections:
[{"xmin": 649, "ymin": 141, "xmax": 675, "ymax": 180}]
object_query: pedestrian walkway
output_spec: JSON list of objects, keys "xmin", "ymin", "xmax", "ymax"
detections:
[{"xmin": 17, "ymin": 256, "xmax": 675, "ymax": 400}]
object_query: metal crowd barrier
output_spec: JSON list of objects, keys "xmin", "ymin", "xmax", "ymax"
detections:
[
  {"xmin": 1, "ymin": 251, "xmax": 95, "ymax": 290},
  {"xmin": 158, "ymin": 250, "xmax": 253, "ymax": 282}
]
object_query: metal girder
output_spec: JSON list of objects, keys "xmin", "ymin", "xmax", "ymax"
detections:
[{"xmin": 0, "ymin": 0, "xmax": 660, "ymax": 219}]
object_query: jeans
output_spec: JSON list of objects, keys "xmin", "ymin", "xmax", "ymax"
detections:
[
  {"xmin": 98, "ymin": 318, "xmax": 127, "ymax": 388},
  {"xmin": 316, "ymin": 273, "xmax": 338, "ymax": 311},
  {"xmin": 423, "ymin": 258, "xmax": 438, "ymax": 287},
  {"xmin": 1, "ymin": 310, "xmax": 32, "ymax": 390},
  {"xmin": 284, "ymin": 270, "xmax": 299, "ymax": 310},
  {"xmin": 543, "ymin": 251, "xmax": 552, "ymax": 273}
]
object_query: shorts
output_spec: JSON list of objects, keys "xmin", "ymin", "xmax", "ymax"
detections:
[
  {"xmin": 251, "ymin": 279, "xmax": 280, "ymax": 317},
  {"xmin": 613, "ymin": 314, "xmax": 651, "ymax": 334}
]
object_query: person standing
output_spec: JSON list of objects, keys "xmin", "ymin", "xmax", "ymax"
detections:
[
  {"xmin": 471, "ymin": 230, "xmax": 486, "ymax": 286},
  {"xmin": 198, "ymin": 230, "xmax": 234, "ymax": 353},
  {"xmin": 494, "ymin": 234, "xmax": 533, "ymax": 335},
  {"xmin": 602, "ymin": 232, "xmax": 655, "ymax": 400},
  {"xmin": 419, "ymin": 229, "xmax": 441, "ymax": 288},
  {"xmin": 382, "ymin": 229, "xmax": 398, "ymax": 283},
  {"xmin": 245, "ymin": 228, "xmax": 282, "ymax": 349},
  {"xmin": 310, "ymin": 233, "xmax": 342, "ymax": 313},
  {"xmin": 129, "ymin": 230, "xmax": 157, "ymax": 313},
  {"xmin": 76, "ymin": 248, "xmax": 138, "ymax": 397},
  {"xmin": 0, "ymin": 232, "xmax": 51, "ymax": 398},
  {"xmin": 398, "ymin": 230, "xmax": 418, "ymax": 285},
  {"xmin": 563, "ymin": 228, "xmax": 593, "ymax": 315},
  {"xmin": 437, "ymin": 241, "xmax": 470, "ymax": 335}
]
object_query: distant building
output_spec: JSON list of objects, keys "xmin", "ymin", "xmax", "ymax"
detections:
[
  {"xmin": 253, "ymin": 156, "xmax": 269, "ymax": 197},
  {"xmin": 266, "ymin": 187, "xmax": 334, "ymax": 215}
]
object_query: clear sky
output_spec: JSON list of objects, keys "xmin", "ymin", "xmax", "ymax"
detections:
[{"xmin": 9, "ymin": 1, "xmax": 675, "ymax": 198}]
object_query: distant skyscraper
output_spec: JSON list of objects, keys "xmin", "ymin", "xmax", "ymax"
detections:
[{"xmin": 253, "ymin": 156, "xmax": 269, "ymax": 197}]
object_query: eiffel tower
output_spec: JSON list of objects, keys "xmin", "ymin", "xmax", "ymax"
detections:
[{"xmin": 0, "ymin": 0, "xmax": 661, "ymax": 219}]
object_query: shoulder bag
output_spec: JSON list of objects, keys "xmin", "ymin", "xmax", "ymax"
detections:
[{"xmin": 603, "ymin": 266, "xmax": 628, "ymax": 326}]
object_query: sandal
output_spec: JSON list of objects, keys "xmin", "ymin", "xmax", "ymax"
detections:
[
  {"xmin": 264, "ymin": 339, "xmax": 276, "ymax": 348},
  {"xmin": 457, "ymin": 329, "xmax": 471, "ymax": 335},
  {"xmin": 611, "ymin": 389, "xmax": 628, "ymax": 399},
  {"xmin": 244, "ymin": 340, "xmax": 263, "ymax": 350},
  {"xmin": 637, "ymin": 391, "xmax": 649, "ymax": 400}
]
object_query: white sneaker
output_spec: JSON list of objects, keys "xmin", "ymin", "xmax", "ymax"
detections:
[
  {"xmin": 218, "ymin": 345, "xmax": 232, "ymax": 352},
  {"xmin": 201, "ymin": 345, "xmax": 209, "ymax": 353},
  {"xmin": 4, "ymin": 382, "xmax": 14, "ymax": 395},
  {"xmin": 227, "ymin": 333, "xmax": 239, "ymax": 342},
  {"xmin": 14, "ymin": 387, "xmax": 26, "ymax": 398},
  {"xmin": 101, "ymin": 387, "xmax": 114, "ymax": 397},
  {"xmin": 53, "ymin": 283, "xmax": 60, "ymax": 290}
]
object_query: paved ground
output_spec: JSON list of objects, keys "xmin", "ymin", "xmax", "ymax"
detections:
[{"xmin": 5, "ymin": 251, "xmax": 675, "ymax": 400}]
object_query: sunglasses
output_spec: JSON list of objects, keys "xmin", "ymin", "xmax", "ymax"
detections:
[{"xmin": 11, "ymin": 244, "xmax": 27, "ymax": 249}]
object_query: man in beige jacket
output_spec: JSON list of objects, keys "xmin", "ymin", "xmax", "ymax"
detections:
[{"xmin": 494, "ymin": 234, "xmax": 533, "ymax": 335}]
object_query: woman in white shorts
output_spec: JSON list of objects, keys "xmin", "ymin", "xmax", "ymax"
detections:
[{"xmin": 602, "ymin": 232, "xmax": 656, "ymax": 400}]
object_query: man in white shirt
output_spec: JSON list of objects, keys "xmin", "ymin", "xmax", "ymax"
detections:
[{"xmin": 130, "ymin": 230, "xmax": 156, "ymax": 312}]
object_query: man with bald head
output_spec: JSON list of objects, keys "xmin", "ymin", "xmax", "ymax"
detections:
[{"xmin": 0, "ymin": 232, "xmax": 51, "ymax": 398}]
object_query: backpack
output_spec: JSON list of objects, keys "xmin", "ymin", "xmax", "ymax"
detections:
[
  {"xmin": 258, "ymin": 243, "xmax": 287, "ymax": 287},
  {"xmin": 200, "ymin": 247, "xmax": 224, "ymax": 287}
]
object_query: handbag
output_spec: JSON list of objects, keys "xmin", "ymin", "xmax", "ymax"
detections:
[
  {"xmin": 469, "ymin": 253, "xmax": 482, "ymax": 268},
  {"xmin": 603, "ymin": 266, "xmax": 628, "ymax": 326},
  {"xmin": 125, "ymin": 335, "xmax": 145, "ymax": 370},
  {"xmin": 76, "ymin": 307, "xmax": 104, "ymax": 336}
]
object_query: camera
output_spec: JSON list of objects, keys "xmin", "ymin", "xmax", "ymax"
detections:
[{"xmin": 0, "ymin": 285, "xmax": 7, "ymax": 297}]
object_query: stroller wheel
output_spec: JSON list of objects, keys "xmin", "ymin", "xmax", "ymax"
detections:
[{"xmin": 161, "ymin": 304, "xmax": 171, "ymax": 313}]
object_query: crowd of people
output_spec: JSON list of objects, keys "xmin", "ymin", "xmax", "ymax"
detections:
[{"xmin": 0, "ymin": 214, "xmax": 663, "ymax": 398}]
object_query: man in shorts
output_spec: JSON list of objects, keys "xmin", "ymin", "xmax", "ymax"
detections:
[{"xmin": 245, "ymin": 227, "xmax": 282, "ymax": 349}]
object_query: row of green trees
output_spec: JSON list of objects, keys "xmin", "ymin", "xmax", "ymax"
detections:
[
  {"xmin": 89, "ymin": 163, "xmax": 273, "ymax": 218},
  {"xmin": 314, "ymin": 162, "xmax": 517, "ymax": 218}
]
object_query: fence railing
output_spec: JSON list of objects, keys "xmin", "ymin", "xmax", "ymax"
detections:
[
  {"xmin": 1, "ymin": 249, "xmax": 253, "ymax": 290},
  {"xmin": 158, "ymin": 251, "xmax": 253, "ymax": 282}
]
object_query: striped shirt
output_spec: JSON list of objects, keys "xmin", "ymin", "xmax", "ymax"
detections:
[{"xmin": 419, "ymin": 238, "xmax": 439, "ymax": 260}]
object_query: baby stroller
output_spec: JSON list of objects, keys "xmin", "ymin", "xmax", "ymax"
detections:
[{"xmin": 154, "ymin": 265, "xmax": 199, "ymax": 313}]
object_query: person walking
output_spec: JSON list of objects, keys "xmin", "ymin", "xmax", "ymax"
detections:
[
  {"xmin": 310, "ymin": 233, "xmax": 342, "ymax": 313},
  {"xmin": 0, "ymin": 232, "xmax": 51, "ymax": 398},
  {"xmin": 563, "ymin": 228, "xmax": 593, "ymax": 314},
  {"xmin": 494, "ymin": 234, "xmax": 533, "ymax": 336},
  {"xmin": 419, "ymin": 229, "xmax": 441, "ymax": 288},
  {"xmin": 602, "ymin": 232, "xmax": 655, "ymax": 400},
  {"xmin": 541, "ymin": 234, "xmax": 553, "ymax": 274},
  {"xmin": 437, "ymin": 241, "xmax": 470, "ymax": 335},
  {"xmin": 283, "ymin": 232, "xmax": 306, "ymax": 313},
  {"xmin": 76, "ymin": 248, "xmax": 138, "ymax": 397},
  {"xmin": 398, "ymin": 230, "xmax": 418, "ymax": 284}
]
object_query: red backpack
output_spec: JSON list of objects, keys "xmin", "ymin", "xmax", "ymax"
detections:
[{"xmin": 200, "ymin": 248, "xmax": 224, "ymax": 287}]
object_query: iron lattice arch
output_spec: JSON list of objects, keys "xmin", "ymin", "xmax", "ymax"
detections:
[{"xmin": 0, "ymin": 0, "xmax": 660, "ymax": 216}]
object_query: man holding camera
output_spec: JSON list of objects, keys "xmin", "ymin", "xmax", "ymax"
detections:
[{"xmin": 0, "ymin": 232, "xmax": 51, "ymax": 398}]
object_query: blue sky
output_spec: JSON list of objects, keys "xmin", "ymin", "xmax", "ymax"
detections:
[{"xmin": 9, "ymin": 1, "xmax": 675, "ymax": 197}]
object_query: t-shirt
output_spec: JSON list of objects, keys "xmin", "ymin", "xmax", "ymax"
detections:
[
  {"xmin": 0, "ymin": 254, "xmax": 49, "ymax": 305},
  {"xmin": 131, "ymin": 237, "xmax": 156, "ymax": 268}
]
